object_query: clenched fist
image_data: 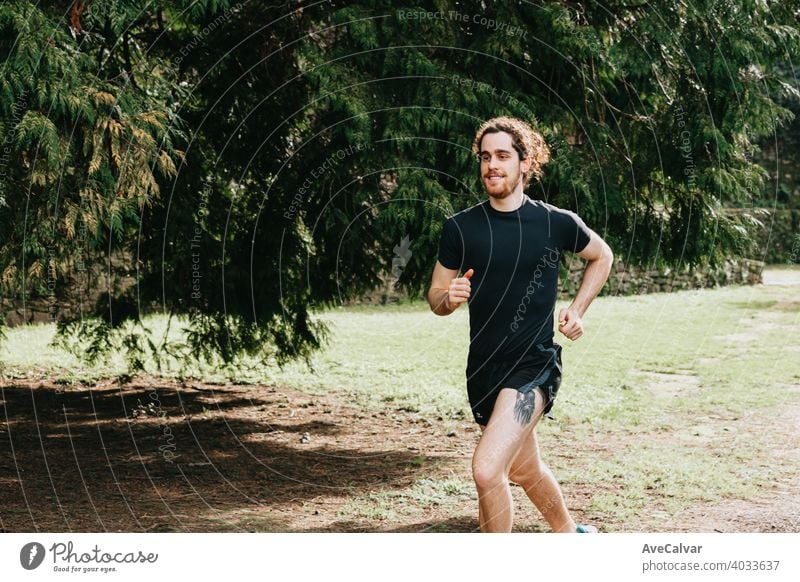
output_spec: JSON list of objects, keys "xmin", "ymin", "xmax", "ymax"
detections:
[
  {"xmin": 558, "ymin": 306, "xmax": 584, "ymax": 341},
  {"xmin": 447, "ymin": 268, "xmax": 474, "ymax": 309}
]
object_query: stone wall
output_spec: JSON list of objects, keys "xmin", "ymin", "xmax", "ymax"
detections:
[
  {"xmin": 558, "ymin": 257, "xmax": 765, "ymax": 298},
  {"xmin": 3, "ymin": 257, "xmax": 768, "ymax": 321},
  {"xmin": 357, "ymin": 257, "xmax": 765, "ymax": 306}
]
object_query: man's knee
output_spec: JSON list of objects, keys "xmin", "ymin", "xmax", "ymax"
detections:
[
  {"xmin": 472, "ymin": 460, "xmax": 507, "ymax": 491},
  {"xmin": 508, "ymin": 458, "xmax": 546, "ymax": 485},
  {"xmin": 472, "ymin": 444, "xmax": 511, "ymax": 490}
]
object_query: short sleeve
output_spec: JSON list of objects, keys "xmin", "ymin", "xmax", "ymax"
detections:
[
  {"xmin": 552, "ymin": 208, "xmax": 592, "ymax": 253},
  {"xmin": 437, "ymin": 218, "xmax": 463, "ymax": 270}
]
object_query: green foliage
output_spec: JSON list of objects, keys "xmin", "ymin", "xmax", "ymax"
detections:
[
  {"xmin": 737, "ymin": 208, "xmax": 800, "ymax": 262},
  {"xmin": 1, "ymin": 0, "xmax": 799, "ymax": 369},
  {"xmin": 0, "ymin": 0, "xmax": 185, "ymax": 302}
]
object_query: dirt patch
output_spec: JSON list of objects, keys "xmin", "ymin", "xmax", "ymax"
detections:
[
  {"xmin": 718, "ymin": 309, "xmax": 796, "ymax": 344},
  {"xmin": 0, "ymin": 375, "xmax": 484, "ymax": 532},
  {"xmin": 661, "ymin": 491, "xmax": 800, "ymax": 532},
  {"xmin": 716, "ymin": 332, "xmax": 761, "ymax": 344},
  {"xmin": 628, "ymin": 368, "xmax": 701, "ymax": 398},
  {"xmin": 658, "ymin": 398, "xmax": 800, "ymax": 533},
  {"xmin": 1, "ymin": 374, "xmax": 798, "ymax": 533}
]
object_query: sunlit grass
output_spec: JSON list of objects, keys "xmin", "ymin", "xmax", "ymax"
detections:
[
  {"xmin": 2, "ymin": 270, "xmax": 798, "ymax": 530},
  {"xmin": 337, "ymin": 475, "xmax": 474, "ymax": 523}
]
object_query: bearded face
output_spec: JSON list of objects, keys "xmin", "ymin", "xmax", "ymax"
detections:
[{"xmin": 477, "ymin": 131, "xmax": 530, "ymax": 198}]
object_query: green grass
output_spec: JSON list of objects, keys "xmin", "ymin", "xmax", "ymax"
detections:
[
  {"xmin": 2, "ymin": 277, "xmax": 798, "ymax": 425},
  {"xmin": 2, "ymin": 271, "xmax": 799, "ymax": 529},
  {"xmin": 337, "ymin": 475, "xmax": 475, "ymax": 522},
  {"xmin": 5, "ymin": 280, "xmax": 798, "ymax": 414}
]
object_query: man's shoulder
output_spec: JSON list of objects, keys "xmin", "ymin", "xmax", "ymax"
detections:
[
  {"xmin": 445, "ymin": 199, "xmax": 488, "ymax": 223},
  {"xmin": 526, "ymin": 197, "xmax": 559, "ymax": 212},
  {"xmin": 527, "ymin": 197, "xmax": 582, "ymax": 220}
]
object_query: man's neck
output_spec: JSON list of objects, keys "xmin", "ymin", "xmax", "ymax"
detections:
[{"xmin": 487, "ymin": 189, "xmax": 527, "ymax": 212}]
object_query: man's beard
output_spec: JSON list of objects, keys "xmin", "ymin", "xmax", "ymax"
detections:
[{"xmin": 486, "ymin": 174, "xmax": 521, "ymax": 198}]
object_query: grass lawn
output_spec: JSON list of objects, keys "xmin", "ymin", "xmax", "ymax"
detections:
[{"xmin": 1, "ymin": 269, "xmax": 799, "ymax": 532}]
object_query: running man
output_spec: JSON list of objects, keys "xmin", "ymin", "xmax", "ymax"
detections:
[{"xmin": 427, "ymin": 117, "xmax": 613, "ymax": 533}]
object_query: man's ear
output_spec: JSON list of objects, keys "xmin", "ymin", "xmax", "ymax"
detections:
[{"xmin": 521, "ymin": 156, "xmax": 532, "ymax": 176}]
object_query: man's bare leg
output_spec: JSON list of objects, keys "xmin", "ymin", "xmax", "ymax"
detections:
[
  {"xmin": 507, "ymin": 419, "xmax": 577, "ymax": 532},
  {"xmin": 477, "ymin": 388, "xmax": 577, "ymax": 533},
  {"xmin": 472, "ymin": 387, "xmax": 545, "ymax": 532}
]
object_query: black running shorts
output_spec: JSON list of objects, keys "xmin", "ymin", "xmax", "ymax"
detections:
[{"xmin": 466, "ymin": 342, "xmax": 563, "ymax": 426}]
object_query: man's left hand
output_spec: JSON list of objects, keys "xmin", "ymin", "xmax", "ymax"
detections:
[{"xmin": 558, "ymin": 306, "xmax": 583, "ymax": 341}]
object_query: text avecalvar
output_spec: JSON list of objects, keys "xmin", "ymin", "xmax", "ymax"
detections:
[{"xmin": 642, "ymin": 544, "xmax": 702, "ymax": 554}]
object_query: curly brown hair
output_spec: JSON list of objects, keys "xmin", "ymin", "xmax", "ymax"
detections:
[{"xmin": 471, "ymin": 116, "xmax": 550, "ymax": 188}]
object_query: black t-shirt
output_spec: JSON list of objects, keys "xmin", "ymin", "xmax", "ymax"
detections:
[{"xmin": 437, "ymin": 194, "xmax": 592, "ymax": 363}]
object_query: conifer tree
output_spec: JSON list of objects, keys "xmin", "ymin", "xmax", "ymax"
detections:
[{"xmin": 1, "ymin": 1, "xmax": 798, "ymax": 370}]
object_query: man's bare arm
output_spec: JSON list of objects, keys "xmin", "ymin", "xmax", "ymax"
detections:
[
  {"xmin": 558, "ymin": 229, "xmax": 613, "ymax": 341},
  {"xmin": 427, "ymin": 261, "xmax": 468, "ymax": 316},
  {"xmin": 571, "ymin": 229, "xmax": 614, "ymax": 317}
]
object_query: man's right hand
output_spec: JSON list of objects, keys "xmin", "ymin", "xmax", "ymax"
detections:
[{"xmin": 447, "ymin": 268, "xmax": 474, "ymax": 309}]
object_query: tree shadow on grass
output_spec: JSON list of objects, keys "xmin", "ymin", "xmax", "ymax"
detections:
[
  {"xmin": 0, "ymin": 378, "xmax": 431, "ymax": 532},
  {"xmin": 299, "ymin": 516, "xmax": 552, "ymax": 533},
  {"xmin": 300, "ymin": 516, "xmax": 480, "ymax": 533}
]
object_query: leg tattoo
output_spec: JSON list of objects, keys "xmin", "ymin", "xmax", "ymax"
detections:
[{"xmin": 513, "ymin": 390, "xmax": 536, "ymax": 425}]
